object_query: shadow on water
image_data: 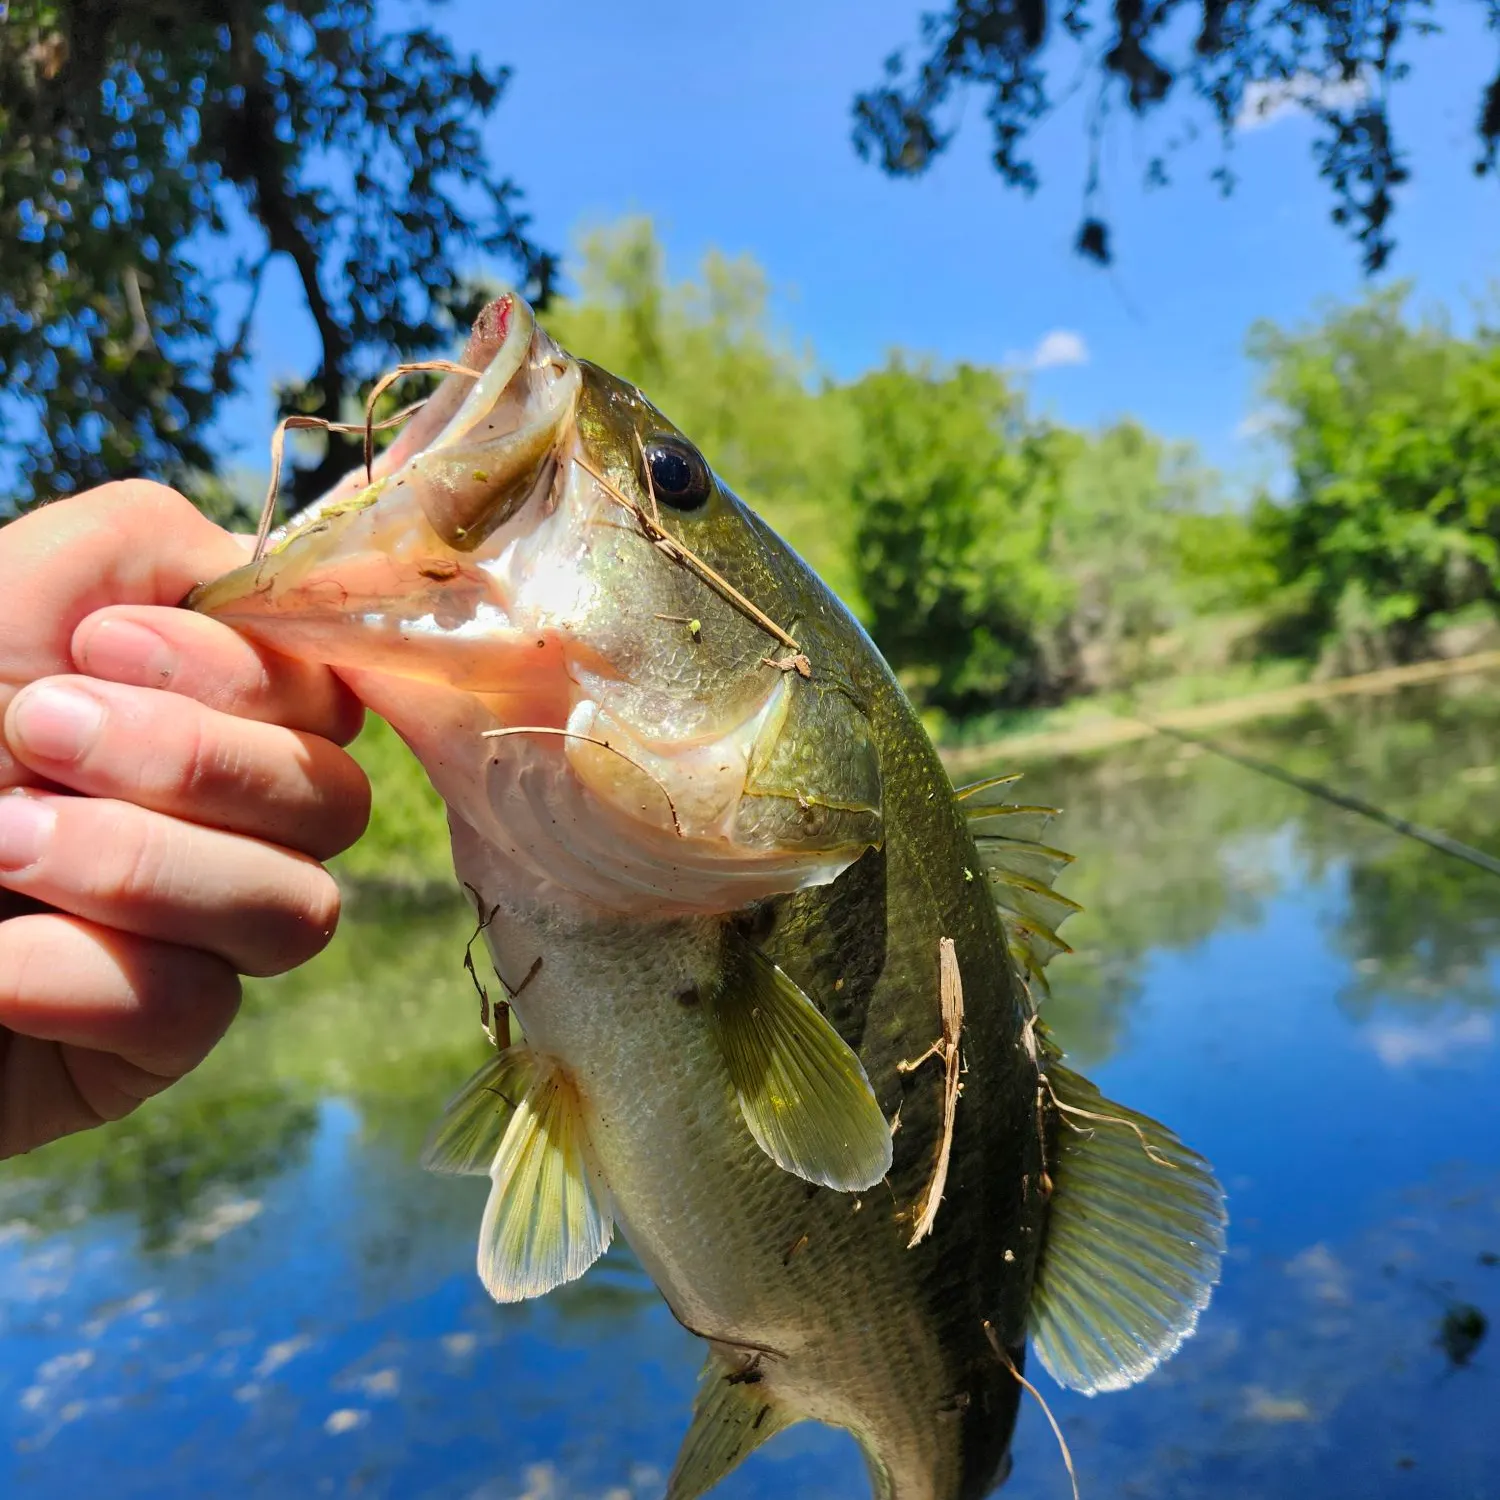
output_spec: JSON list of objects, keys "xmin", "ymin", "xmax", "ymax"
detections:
[{"xmin": 2, "ymin": 677, "xmax": 1498, "ymax": 1497}]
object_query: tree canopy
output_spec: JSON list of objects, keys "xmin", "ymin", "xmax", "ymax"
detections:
[
  {"xmin": 1248, "ymin": 284, "xmax": 1500, "ymax": 670},
  {"xmin": 854, "ymin": 1, "xmax": 1500, "ymax": 273},
  {"xmin": 0, "ymin": 0, "xmax": 552, "ymax": 511}
]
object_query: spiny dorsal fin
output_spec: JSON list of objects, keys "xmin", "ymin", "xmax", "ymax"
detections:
[
  {"xmin": 666, "ymin": 1353, "xmax": 796, "ymax": 1500},
  {"xmin": 972, "ymin": 834, "xmax": 1074, "ymax": 887},
  {"xmin": 476, "ymin": 1050, "xmax": 614, "ymax": 1303},
  {"xmin": 421, "ymin": 1048, "xmax": 537, "ymax": 1176},
  {"xmin": 955, "ymin": 772, "xmax": 1076, "ymax": 995},
  {"xmin": 953, "ymin": 770, "xmax": 1026, "ymax": 805},
  {"xmin": 708, "ymin": 930, "xmax": 892, "ymax": 1193},
  {"xmin": 1029, "ymin": 1047, "xmax": 1226, "ymax": 1395}
]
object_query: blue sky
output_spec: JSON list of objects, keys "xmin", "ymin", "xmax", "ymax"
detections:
[{"xmin": 238, "ymin": 0, "xmax": 1500, "ymax": 491}]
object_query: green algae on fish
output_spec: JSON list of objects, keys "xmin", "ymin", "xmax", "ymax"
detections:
[{"xmin": 190, "ymin": 293, "xmax": 1226, "ymax": 1500}]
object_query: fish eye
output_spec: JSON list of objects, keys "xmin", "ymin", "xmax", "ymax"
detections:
[{"xmin": 643, "ymin": 436, "xmax": 712, "ymax": 512}]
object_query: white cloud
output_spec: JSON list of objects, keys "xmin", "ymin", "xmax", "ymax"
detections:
[
  {"xmin": 1367, "ymin": 1011, "xmax": 1494, "ymax": 1069},
  {"xmin": 1244, "ymin": 1386, "xmax": 1314, "ymax": 1424},
  {"xmin": 1286, "ymin": 1242, "xmax": 1351, "ymax": 1305},
  {"xmin": 1027, "ymin": 329, "xmax": 1089, "ymax": 370},
  {"xmin": 1236, "ymin": 70, "xmax": 1370, "ymax": 132},
  {"xmin": 1235, "ymin": 406, "xmax": 1282, "ymax": 442}
]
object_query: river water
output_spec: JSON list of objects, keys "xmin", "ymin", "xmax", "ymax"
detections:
[{"xmin": 3, "ymin": 677, "xmax": 1498, "ymax": 1498}]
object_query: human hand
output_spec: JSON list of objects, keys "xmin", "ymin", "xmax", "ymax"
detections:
[{"xmin": 0, "ymin": 481, "xmax": 371, "ymax": 1159}]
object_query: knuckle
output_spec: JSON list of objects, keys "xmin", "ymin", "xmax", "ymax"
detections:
[
  {"xmin": 96, "ymin": 805, "xmax": 178, "ymax": 908},
  {"xmin": 299, "ymin": 868, "xmax": 343, "ymax": 952},
  {"xmin": 167, "ymin": 706, "xmax": 297, "ymax": 832},
  {"xmin": 174, "ymin": 707, "xmax": 247, "ymax": 807},
  {"xmin": 131, "ymin": 955, "xmax": 243, "ymax": 1072},
  {"xmin": 87, "ymin": 480, "xmax": 194, "ymax": 520},
  {"xmin": 325, "ymin": 690, "xmax": 366, "ymax": 747},
  {"xmin": 181, "ymin": 635, "xmax": 277, "ymax": 717},
  {"xmin": 78, "ymin": 481, "xmax": 200, "ymax": 541}
]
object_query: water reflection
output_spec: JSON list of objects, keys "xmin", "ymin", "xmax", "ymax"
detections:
[{"xmin": 3, "ymin": 677, "xmax": 1498, "ymax": 1498}]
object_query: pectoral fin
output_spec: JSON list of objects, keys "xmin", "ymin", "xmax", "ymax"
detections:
[
  {"xmin": 666, "ymin": 1353, "xmax": 797, "ymax": 1500},
  {"xmin": 708, "ymin": 931, "xmax": 892, "ymax": 1193},
  {"xmin": 1029, "ymin": 1055, "xmax": 1226, "ymax": 1394},
  {"xmin": 421, "ymin": 1048, "xmax": 538, "ymax": 1176},
  {"xmin": 475, "ymin": 1052, "xmax": 614, "ymax": 1303}
]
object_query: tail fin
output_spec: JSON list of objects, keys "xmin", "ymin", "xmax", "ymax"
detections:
[{"xmin": 1029, "ymin": 1046, "xmax": 1226, "ymax": 1394}]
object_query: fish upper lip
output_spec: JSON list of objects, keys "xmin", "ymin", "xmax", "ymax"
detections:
[
  {"xmin": 187, "ymin": 310, "xmax": 579, "ymax": 621},
  {"xmin": 275, "ymin": 322, "xmax": 575, "ymax": 559}
]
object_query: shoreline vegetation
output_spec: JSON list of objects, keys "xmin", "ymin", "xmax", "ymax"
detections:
[{"xmin": 940, "ymin": 650, "xmax": 1500, "ymax": 772}]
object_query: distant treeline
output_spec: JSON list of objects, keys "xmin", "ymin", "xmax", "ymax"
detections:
[{"xmin": 538, "ymin": 220, "xmax": 1500, "ymax": 729}]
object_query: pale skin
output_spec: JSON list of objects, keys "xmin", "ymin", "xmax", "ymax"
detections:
[{"xmin": 0, "ymin": 481, "xmax": 372, "ymax": 1159}]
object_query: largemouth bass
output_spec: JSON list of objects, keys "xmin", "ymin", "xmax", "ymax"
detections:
[{"xmin": 190, "ymin": 294, "xmax": 1225, "ymax": 1500}]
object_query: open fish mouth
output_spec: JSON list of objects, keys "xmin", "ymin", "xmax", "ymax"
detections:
[{"xmin": 187, "ymin": 293, "xmax": 582, "ymax": 685}]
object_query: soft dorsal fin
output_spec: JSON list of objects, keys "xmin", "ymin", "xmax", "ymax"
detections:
[
  {"xmin": 1029, "ymin": 1047, "xmax": 1227, "ymax": 1394},
  {"xmin": 421, "ymin": 1048, "xmax": 537, "ymax": 1176},
  {"xmin": 666, "ymin": 1353, "xmax": 796, "ymax": 1500},
  {"xmin": 955, "ymin": 772, "xmax": 1077, "ymax": 997},
  {"xmin": 475, "ymin": 1050, "xmax": 614, "ymax": 1303},
  {"xmin": 707, "ymin": 930, "xmax": 892, "ymax": 1193}
]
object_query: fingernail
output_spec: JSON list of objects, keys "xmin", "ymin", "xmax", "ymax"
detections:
[
  {"xmin": 0, "ymin": 794, "xmax": 55, "ymax": 871},
  {"xmin": 76, "ymin": 618, "xmax": 176, "ymax": 687},
  {"xmin": 10, "ymin": 683, "xmax": 105, "ymax": 764}
]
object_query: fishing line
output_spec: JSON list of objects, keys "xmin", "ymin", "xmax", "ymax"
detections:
[{"xmin": 1134, "ymin": 717, "xmax": 1500, "ymax": 881}]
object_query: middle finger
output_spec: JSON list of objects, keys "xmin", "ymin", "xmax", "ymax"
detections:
[{"xmin": 4, "ymin": 675, "xmax": 370, "ymax": 860}]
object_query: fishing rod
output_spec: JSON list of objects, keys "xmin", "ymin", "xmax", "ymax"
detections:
[{"xmin": 1134, "ymin": 717, "xmax": 1500, "ymax": 881}]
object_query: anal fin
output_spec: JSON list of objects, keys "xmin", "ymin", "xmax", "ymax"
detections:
[
  {"xmin": 1029, "ymin": 1053, "xmax": 1227, "ymax": 1395},
  {"xmin": 421, "ymin": 1048, "xmax": 538, "ymax": 1176},
  {"xmin": 667, "ymin": 1353, "xmax": 797, "ymax": 1500}
]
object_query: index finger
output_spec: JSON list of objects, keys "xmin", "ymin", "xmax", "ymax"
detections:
[
  {"xmin": 0, "ymin": 481, "xmax": 248, "ymax": 685},
  {"xmin": 1, "ymin": 482, "xmax": 271, "ymax": 788},
  {"xmin": 71, "ymin": 606, "xmax": 364, "ymax": 745}
]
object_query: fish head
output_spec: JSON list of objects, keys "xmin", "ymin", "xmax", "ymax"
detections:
[{"xmin": 191, "ymin": 294, "xmax": 883, "ymax": 915}]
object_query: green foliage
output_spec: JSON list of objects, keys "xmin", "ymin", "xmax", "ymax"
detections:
[
  {"xmin": 0, "ymin": 0, "xmax": 551, "ymax": 510},
  {"xmin": 1046, "ymin": 420, "xmax": 1224, "ymax": 687},
  {"xmin": 1172, "ymin": 510, "xmax": 1279, "ymax": 618},
  {"xmin": 845, "ymin": 358, "xmax": 1070, "ymax": 711},
  {"xmin": 845, "ymin": 358, "xmax": 1240, "ymax": 715},
  {"xmin": 517, "ymin": 221, "xmax": 1427, "ymax": 720},
  {"xmin": 1249, "ymin": 286, "xmax": 1500, "ymax": 671}
]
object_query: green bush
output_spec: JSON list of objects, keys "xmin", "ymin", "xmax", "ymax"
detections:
[{"xmin": 1249, "ymin": 285, "xmax": 1500, "ymax": 670}]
